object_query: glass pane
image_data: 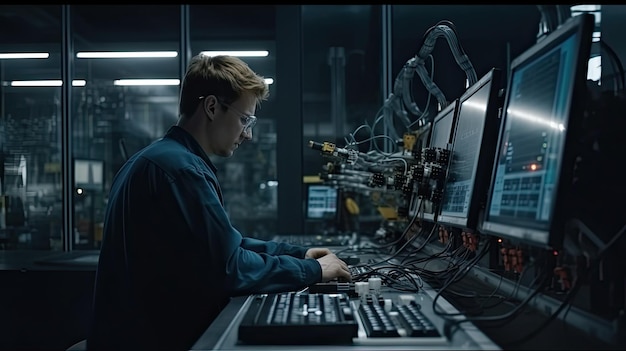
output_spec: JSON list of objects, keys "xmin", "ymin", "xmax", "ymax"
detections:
[
  {"xmin": 0, "ymin": 5, "xmax": 62, "ymax": 250},
  {"xmin": 301, "ymin": 5, "xmax": 383, "ymax": 235},
  {"xmin": 190, "ymin": 5, "xmax": 278, "ymax": 240},
  {"xmin": 72, "ymin": 5, "xmax": 180, "ymax": 249}
]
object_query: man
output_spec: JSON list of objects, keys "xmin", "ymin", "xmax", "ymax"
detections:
[{"xmin": 87, "ymin": 54, "xmax": 351, "ymax": 351}]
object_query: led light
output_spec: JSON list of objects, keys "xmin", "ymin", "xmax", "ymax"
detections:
[
  {"xmin": 570, "ymin": 4, "xmax": 600, "ymax": 12},
  {"xmin": 113, "ymin": 79, "xmax": 180, "ymax": 86},
  {"xmin": 200, "ymin": 50, "xmax": 269, "ymax": 57},
  {"xmin": 10, "ymin": 80, "xmax": 86, "ymax": 87},
  {"xmin": 77, "ymin": 51, "xmax": 178, "ymax": 58},
  {"xmin": 0, "ymin": 53, "xmax": 49, "ymax": 59},
  {"xmin": 507, "ymin": 108, "xmax": 565, "ymax": 132},
  {"xmin": 264, "ymin": 78, "xmax": 274, "ymax": 85}
]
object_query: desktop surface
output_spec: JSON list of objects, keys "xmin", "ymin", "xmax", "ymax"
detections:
[{"xmin": 190, "ymin": 233, "xmax": 622, "ymax": 350}]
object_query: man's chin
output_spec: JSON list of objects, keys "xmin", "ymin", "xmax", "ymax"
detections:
[
  {"xmin": 216, "ymin": 144, "xmax": 239, "ymax": 157},
  {"xmin": 214, "ymin": 149, "xmax": 234, "ymax": 158}
]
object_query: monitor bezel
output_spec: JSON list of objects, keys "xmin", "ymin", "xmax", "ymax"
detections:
[
  {"xmin": 419, "ymin": 99, "xmax": 459, "ymax": 223},
  {"xmin": 479, "ymin": 14, "xmax": 595, "ymax": 250},
  {"xmin": 437, "ymin": 68, "xmax": 503, "ymax": 230}
]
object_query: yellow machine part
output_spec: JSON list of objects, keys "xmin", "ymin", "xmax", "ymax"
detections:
[
  {"xmin": 344, "ymin": 197, "xmax": 360, "ymax": 215},
  {"xmin": 377, "ymin": 206, "xmax": 398, "ymax": 220},
  {"xmin": 403, "ymin": 132, "xmax": 417, "ymax": 152},
  {"xmin": 321, "ymin": 142, "xmax": 336, "ymax": 153},
  {"xmin": 303, "ymin": 175, "xmax": 322, "ymax": 183}
]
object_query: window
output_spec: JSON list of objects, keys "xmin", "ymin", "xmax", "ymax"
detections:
[
  {"xmin": 301, "ymin": 5, "xmax": 383, "ymax": 233},
  {"xmin": 0, "ymin": 5, "xmax": 63, "ymax": 250},
  {"xmin": 71, "ymin": 5, "xmax": 181, "ymax": 249},
  {"xmin": 190, "ymin": 5, "xmax": 278, "ymax": 239}
]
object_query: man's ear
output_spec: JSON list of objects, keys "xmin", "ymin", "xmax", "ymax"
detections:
[{"xmin": 203, "ymin": 96, "xmax": 217, "ymax": 120}]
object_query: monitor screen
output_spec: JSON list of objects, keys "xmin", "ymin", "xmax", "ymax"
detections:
[
  {"xmin": 428, "ymin": 101, "xmax": 458, "ymax": 148},
  {"xmin": 419, "ymin": 100, "xmax": 459, "ymax": 223},
  {"xmin": 306, "ymin": 184, "xmax": 339, "ymax": 220},
  {"xmin": 438, "ymin": 68, "xmax": 503, "ymax": 230},
  {"xmin": 480, "ymin": 14, "xmax": 594, "ymax": 249},
  {"xmin": 74, "ymin": 159, "xmax": 104, "ymax": 189}
]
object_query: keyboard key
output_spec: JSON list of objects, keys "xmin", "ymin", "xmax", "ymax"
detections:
[
  {"xmin": 396, "ymin": 303, "xmax": 440, "ymax": 337},
  {"xmin": 358, "ymin": 302, "xmax": 400, "ymax": 337}
]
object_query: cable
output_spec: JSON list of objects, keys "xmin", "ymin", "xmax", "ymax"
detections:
[
  {"xmin": 599, "ymin": 39, "xmax": 626, "ymax": 93},
  {"xmin": 438, "ymin": 257, "xmax": 539, "ymax": 318},
  {"xmin": 444, "ymin": 271, "xmax": 549, "ymax": 340},
  {"xmin": 504, "ymin": 223, "xmax": 626, "ymax": 347},
  {"xmin": 430, "ymin": 240, "xmax": 492, "ymax": 315},
  {"xmin": 537, "ymin": 5, "xmax": 558, "ymax": 35},
  {"xmin": 363, "ymin": 200, "xmax": 427, "ymax": 267},
  {"xmin": 555, "ymin": 5, "xmax": 572, "ymax": 27},
  {"xmin": 376, "ymin": 157, "xmax": 408, "ymax": 175},
  {"xmin": 408, "ymin": 63, "xmax": 435, "ymax": 129}
]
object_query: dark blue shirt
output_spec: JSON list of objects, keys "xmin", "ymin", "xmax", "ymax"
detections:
[{"xmin": 88, "ymin": 126, "xmax": 321, "ymax": 351}]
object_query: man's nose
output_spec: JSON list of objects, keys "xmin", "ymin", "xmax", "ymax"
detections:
[{"xmin": 242, "ymin": 128, "xmax": 253, "ymax": 140}]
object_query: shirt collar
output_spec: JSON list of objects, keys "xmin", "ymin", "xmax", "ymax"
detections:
[{"xmin": 163, "ymin": 126, "xmax": 218, "ymax": 174}]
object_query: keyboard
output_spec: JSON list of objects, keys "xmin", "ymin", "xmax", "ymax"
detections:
[
  {"xmin": 238, "ymin": 292, "xmax": 359, "ymax": 345},
  {"xmin": 273, "ymin": 234, "xmax": 351, "ymax": 247},
  {"xmin": 350, "ymin": 265, "xmax": 371, "ymax": 279},
  {"xmin": 357, "ymin": 299, "xmax": 441, "ymax": 338},
  {"xmin": 308, "ymin": 281, "xmax": 357, "ymax": 296}
]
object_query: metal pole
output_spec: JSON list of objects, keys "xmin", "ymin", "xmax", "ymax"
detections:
[
  {"xmin": 61, "ymin": 4, "xmax": 74, "ymax": 251},
  {"xmin": 180, "ymin": 5, "xmax": 191, "ymax": 82},
  {"xmin": 328, "ymin": 47, "xmax": 346, "ymax": 140},
  {"xmin": 276, "ymin": 5, "xmax": 303, "ymax": 235},
  {"xmin": 381, "ymin": 5, "xmax": 393, "ymax": 153}
]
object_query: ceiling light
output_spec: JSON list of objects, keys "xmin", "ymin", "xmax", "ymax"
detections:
[
  {"xmin": 0, "ymin": 53, "xmax": 49, "ymax": 59},
  {"xmin": 113, "ymin": 79, "xmax": 180, "ymax": 86},
  {"xmin": 10, "ymin": 80, "xmax": 86, "ymax": 87},
  {"xmin": 200, "ymin": 50, "xmax": 269, "ymax": 57},
  {"xmin": 77, "ymin": 51, "xmax": 178, "ymax": 58},
  {"xmin": 264, "ymin": 78, "xmax": 274, "ymax": 85}
]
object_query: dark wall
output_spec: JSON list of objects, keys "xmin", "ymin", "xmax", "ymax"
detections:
[
  {"xmin": 601, "ymin": 5, "xmax": 626, "ymax": 91},
  {"xmin": 0, "ymin": 269, "xmax": 95, "ymax": 351},
  {"xmin": 391, "ymin": 5, "xmax": 541, "ymax": 112}
]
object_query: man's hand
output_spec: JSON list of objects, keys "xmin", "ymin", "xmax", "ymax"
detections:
[
  {"xmin": 305, "ymin": 247, "xmax": 332, "ymax": 259},
  {"xmin": 317, "ymin": 253, "xmax": 352, "ymax": 282}
]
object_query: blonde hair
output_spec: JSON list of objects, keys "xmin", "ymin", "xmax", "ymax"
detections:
[{"xmin": 179, "ymin": 54, "xmax": 269, "ymax": 118}]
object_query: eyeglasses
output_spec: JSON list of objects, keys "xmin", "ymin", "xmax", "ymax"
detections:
[{"xmin": 199, "ymin": 95, "xmax": 257, "ymax": 133}]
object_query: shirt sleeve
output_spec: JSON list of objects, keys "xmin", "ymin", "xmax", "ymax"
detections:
[
  {"xmin": 241, "ymin": 237, "xmax": 309, "ymax": 258},
  {"xmin": 171, "ymin": 166, "xmax": 322, "ymax": 296}
]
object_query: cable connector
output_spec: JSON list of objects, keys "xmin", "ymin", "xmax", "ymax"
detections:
[{"xmin": 308, "ymin": 140, "xmax": 359, "ymax": 164}]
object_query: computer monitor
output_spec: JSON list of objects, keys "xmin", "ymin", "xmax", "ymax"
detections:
[
  {"xmin": 438, "ymin": 68, "xmax": 503, "ymax": 230},
  {"xmin": 74, "ymin": 159, "xmax": 104, "ymax": 191},
  {"xmin": 419, "ymin": 100, "xmax": 459, "ymax": 223},
  {"xmin": 305, "ymin": 184, "xmax": 339, "ymax": 220},
  {"xmin": 480, "ymin": 14, "xmax": 595, "ymax": 249}
]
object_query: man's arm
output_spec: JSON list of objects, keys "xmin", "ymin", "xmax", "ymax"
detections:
[
  {"xmin": 240, "ymin": 237, "xmax": 309, "ymax": 258},
  {"xmin": 173, "ymin": 167, "xmax": 323, "ymax": 295}
]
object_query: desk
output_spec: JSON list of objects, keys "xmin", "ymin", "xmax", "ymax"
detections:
[
  {"xmin": 190, "ymin": 235, "xmax": 623, "ymax": 350},
  {"xmin": 191, "ymin": 280, "xmax": 500, "ymax": 350},
  {"xmin": 0, "ymin": 250, "xmax": 97, "ymax": 351}
]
